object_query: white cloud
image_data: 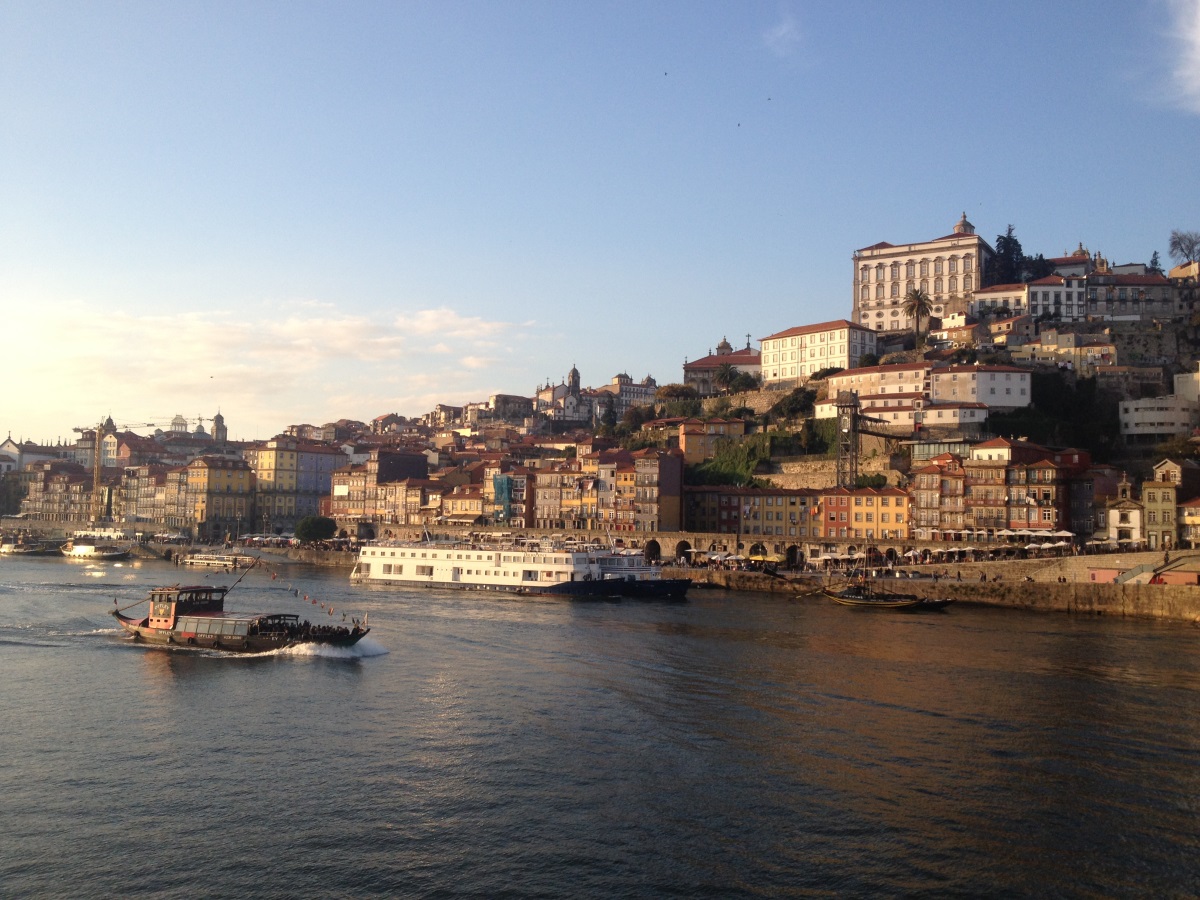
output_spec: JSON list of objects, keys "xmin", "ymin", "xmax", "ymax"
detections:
[
  {"xmin": 5, "ymin": 302, "xmax": 530, "ymax": 439},
  {"xmin": 763, "ymin": 10, "xmax": 801, "ymax": 58},
  {"xmin": 1169, "ymin": 0, "xmax": 1200, "ymax": 112}
]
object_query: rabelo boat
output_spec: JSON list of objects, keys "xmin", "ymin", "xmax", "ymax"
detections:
[{"xmin": 111, "ymin": 584, "xmax": 369, "ymax": 653}]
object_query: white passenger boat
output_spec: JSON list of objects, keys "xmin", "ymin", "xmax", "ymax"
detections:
[
  {"xmin": 60, "ymin": 541, "xmax": 131, "ymax": 560},
  {"xmin": 182, "ymin": 553, "xmax": 258, "ymax": 569},
  {"xmin": 351, "ymin": 539, "xmax": 689, "ymax": 600}
]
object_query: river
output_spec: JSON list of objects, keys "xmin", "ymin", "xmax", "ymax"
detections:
[{"xmin": 1, "ymin": 554, "xmax": 1198, "ymax": 897}]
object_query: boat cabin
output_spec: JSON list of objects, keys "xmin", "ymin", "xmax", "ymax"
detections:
[{"xmin": 146, "ymin": 586, "xmax": 228, "ymax": 630}]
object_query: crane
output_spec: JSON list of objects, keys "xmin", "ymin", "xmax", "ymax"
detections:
[{"xmin": 72, "ymin": 418, "xmax": 160, "ymax": 524}]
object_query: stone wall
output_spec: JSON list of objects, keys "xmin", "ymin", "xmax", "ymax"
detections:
[{"xmin": 663, "ymin": 563, "xmax": 1200, "ymax": 623}]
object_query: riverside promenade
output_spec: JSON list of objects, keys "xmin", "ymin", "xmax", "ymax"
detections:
[
  {"xmin": 278, "ymin": 541, "xmax": 1200, "ymax": 624},
  {"xmin": 666, "ymin": 550, "xmax": 1200, "ymax": 624}
]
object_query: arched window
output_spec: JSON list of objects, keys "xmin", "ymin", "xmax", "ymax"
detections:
[
  {"xmin": 949, "ymin": 276, "xmax": 958, "ymax": 293},
  {"xmin": 920, "ymin": 260, "xmax": 929, "ymax": 277},
  {"xmin": 934, "ymin": 258, "xmax": 944, "ymax": 275},
  {"xmin": 890, "ymin": 263, "xmax": 899, "ymax": 280},
  {"xmin": 860, "ymin": 266, "xmax": 869, "ymax": 283},
  {"xmin": 934, "ymin": 277, "xmax": 943, "ymax": 294},
  {"xmin": 963, "ymin": 255, "xmax": 974, "ymax": 273},
  {"xmin": 861, "ymin": 285, "xmax": 869, "ymax": 300},
  {"xmin": 920, "ymin": 279, "xmax": 928, "ymax": 294},
  {"xmin": 876, "ymin": 284, "xmax": 884, "ymax": 299},
  {"xmin": 890, "ymin": 282, "xmax": 899, "ymax": 297},
  {"xmin": 948, "ymin": 257, "xmax": 958, "ymax": 274},
  {"xmin": 963, "ymin": 275, "xmax": 973, "ymax": 291},
  {"xmin": 906, "ymin": 280, "xmax": 914, "ymax": 294},
  {"xmin": 875, "ymin": 265, "xmax": 884, "ymax": 282},
  {"xmin": 906, "ymin": 262, "xmax": 915, "ymax": 278}
]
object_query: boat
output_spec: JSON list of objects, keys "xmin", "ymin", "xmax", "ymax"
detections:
[
  {"xmin": 182, "ymin": 552, "xmax": 257, "ymax": 569},
  {"xmin": 111, "ymin": 584, "xmax": 369, "ymax": 653},
  {"xmin": 350, "ymin": 538, "xmax": 689, "ymax": 600},
  {"xmin": 60, "ymin": 541, "xmax": 131, "ymax": 560},
  {"xmin": 0, "ymin": 540, "xmax": 59, "ymax": 556},
  {"xmin": 823, "ymin": 576, "xmax": 954, "ymax": 610}
]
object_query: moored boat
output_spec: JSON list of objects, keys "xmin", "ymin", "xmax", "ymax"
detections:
[
  {"xmin": 111, "ymin": 584, "xmax": 369, "ymax": 653},
  {"xmin": 351, "ymin": 538, "xmax": 689, "ymax": 600},
  {"xmin": 0, "ymin": 540, "xmax": 59, "ymax": 556},
  {"xmin": 61, "ymin": 541, "xmax": 131, "ymax": 560},
  {"xmin": 823, "ymin": 576, "xmax": 954, "ymax": 610},
  {"xmin": 182, "ymin": 552, "xmax": 257, "ymax": 569}
]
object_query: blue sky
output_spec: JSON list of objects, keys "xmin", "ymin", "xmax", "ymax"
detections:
[{"xmin": 3, "ymin": 1, "xmax": 1199, "ymax": 442}]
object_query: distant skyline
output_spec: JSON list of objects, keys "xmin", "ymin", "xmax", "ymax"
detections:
[{"xmin": 3, "ymin": 1, "xmax": 1199, "ymax": 442}]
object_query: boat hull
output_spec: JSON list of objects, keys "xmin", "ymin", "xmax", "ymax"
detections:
[
  {"xmin": 353, "ymin": 575, "xmax": 690, "ymax": 601},
  {"xmin": 824, "ymin": 589, "xmax": 954, "ymax": 610}
]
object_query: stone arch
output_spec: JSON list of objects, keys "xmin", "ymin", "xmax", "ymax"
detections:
[
  {"xmin": 673, "ymin": 539, "xmax": 691, "ymax": 562},
  {"xmin": 786, "ymin": 545, "xmax": 803, "ymax": 569},
  {"xmin": 749, "ymin": 541, "xmax": 767, "ymax": 557},
  {"xmin": 644, "ymin": 539, "xmax": 661, "ymax": 563}
]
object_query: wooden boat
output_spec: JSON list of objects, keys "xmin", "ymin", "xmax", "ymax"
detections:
[
  {"xmin": 0, "ymin": 540, "xmax": 58, "ymax": 556},
  {"xmin": 823, "ymin": 577, "xmax": 954, "ymax": 610},
  {"xmin": 111, "ymin": 584, "xmax": 370, "ymax": 653}
]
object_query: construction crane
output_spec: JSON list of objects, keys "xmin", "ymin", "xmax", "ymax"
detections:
[{"xmin": 72, "ymin": 418, "xmax": 160, "ymax": 524}]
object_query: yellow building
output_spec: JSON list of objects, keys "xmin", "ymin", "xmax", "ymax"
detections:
[{"xmin": 186, "ymin": 456, "xmax": 255, "ymax": 542}]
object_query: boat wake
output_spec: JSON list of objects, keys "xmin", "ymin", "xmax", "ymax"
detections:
[{"xmin": 278, "ymin": 636, "xmax": 389, "ymax": 659}]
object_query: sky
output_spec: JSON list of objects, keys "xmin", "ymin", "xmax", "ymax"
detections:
[{"xmin": 3, "ymin": 0, "xmax": 1199, "ymax": 444}]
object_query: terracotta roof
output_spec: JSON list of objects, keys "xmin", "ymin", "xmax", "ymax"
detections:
[
  {"xmin": 973, "ymin": 283, "xmax": 1027, "ymax": 294},
  {"xmin": 684, "ymin": 347, "xmax": 761, "ymax": 369},
  {"xmin": 760, "ymin": 319, "xmax": 870, "ymax": 342}
]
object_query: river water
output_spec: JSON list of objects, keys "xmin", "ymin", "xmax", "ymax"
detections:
[{"xmin": 1, "ymin": 554, "xmax": 1198, "ymax": 898}]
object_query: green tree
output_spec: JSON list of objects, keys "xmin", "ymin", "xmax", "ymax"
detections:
[
  {"xmin": 0, "ymin": 474, "xmax": 26, "ymax": 516},
  {"xmin": 1169, "ymin": 229, "xmax": 1200, "ymax": 264},
  {"xmin": 729, "ymin": 371, "xmax": 758, "ymax": 393},
  {"xmin": 295, "ymin": 515, "xmax": 338, "ymax": 542},
  {"xmin": 809, "ymin": 366, "xmax": 844, "ymax": 381},
  {"xmin": 857, "ymin": 352, "xmax": 880, "ymax": 368},
  {"xmin": 655, "ymin": 383, "xmax": 699, "ymax": 401},
  {"xmin": 1025, "ymin": 253, "xmax": 1054, "ymax": 280},
  {"xmin": 991, "ymin": 225, "xmax": 1024, "ymax": 285},
  {"xmin": 902, "ymin": 286, "xmax": 933, "ymax": 343},
  {"xmin": 768, "ymin": 387, "xmax": 816, "ymax": 420},
  {"xmin": 1149, "ymin": 250, "xmax": 1163, "ymax": 275}
]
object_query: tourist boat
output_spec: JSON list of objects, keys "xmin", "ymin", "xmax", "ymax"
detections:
[
  {"xmin": 182, "ymin": 552, "xmax": 257, "ymax": 569},
  {"xmin": 60, "ymin": 541, "xmax": 131, "ymax": 560},
  {"xmin": 351, "ymin": 538, "xmax": 690, "ymax": 600},
  {"xmin": 111, "ymin": 584, "xmax": 369, "ymax": 653},
  {"xmin": 823, "ymin": 577, "xmax": 954, "ymax": 610}
]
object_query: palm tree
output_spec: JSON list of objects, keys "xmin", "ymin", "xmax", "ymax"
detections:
[
  {"xmin": 714, "ymin": 362, "xmax": 738, "ymax": 394},
  {"xmin": 902, "ymin": 287, "xmax": 933, "ymax": 344}
]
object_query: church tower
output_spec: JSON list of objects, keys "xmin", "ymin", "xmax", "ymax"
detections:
[{"xmin": 212, "ymin": 411, "xmax": 227, "ymax": 444}]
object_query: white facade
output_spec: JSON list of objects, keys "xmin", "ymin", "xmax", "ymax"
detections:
[
  {"xmin": 1119, "ymin": 395, "xmax": 1196, "ymax": 439},
  {"xmin": 759, "ymin": 320, "xmax": 876, "ymax": 388},
  {"xmin": 824, "ymin": 363, "xmax": 932, "ymax": 400},
  {"xmin": 852, "ymin": 213, "xmax": 995, "ymax": 331},
  {"xmin": 968, "ymin": 283, "xmax": 1028, "ymax": 317},
  {"xmin": 930, "ymin": 366, "xmax": 1031, "ymax": 411}
]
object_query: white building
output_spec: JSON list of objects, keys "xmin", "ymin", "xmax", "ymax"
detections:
[
  {"xmin": 852, "ymin": 213, "xmax": 995, "ymax": 331},
  {"xmin": 1119, "ymin": 395, "xmax": 1196, "ymax": 442},
  {"xmin": 929, "ymin": 365, "xmax": 1032, "ymax": 411},
  {"xmin": 968, "ymin": 283, "xmax": 1027, "ymax": 317},
  {"xmin": 759, "ymin": 320, "xmax": 876, "ymax": 388}
]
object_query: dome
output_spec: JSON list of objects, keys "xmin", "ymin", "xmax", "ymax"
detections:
[
  {"xmin": 716, "ymin": 336, "xmax": 733, "ymax": 355},
  {"xmin": 953, "ymin": 212, "xmax": 975, "ymax": 235}
]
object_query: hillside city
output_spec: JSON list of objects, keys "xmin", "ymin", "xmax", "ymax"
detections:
[{"xmin": 5, "ymin": 215, "xmax": 1200, "ymax": 561}]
